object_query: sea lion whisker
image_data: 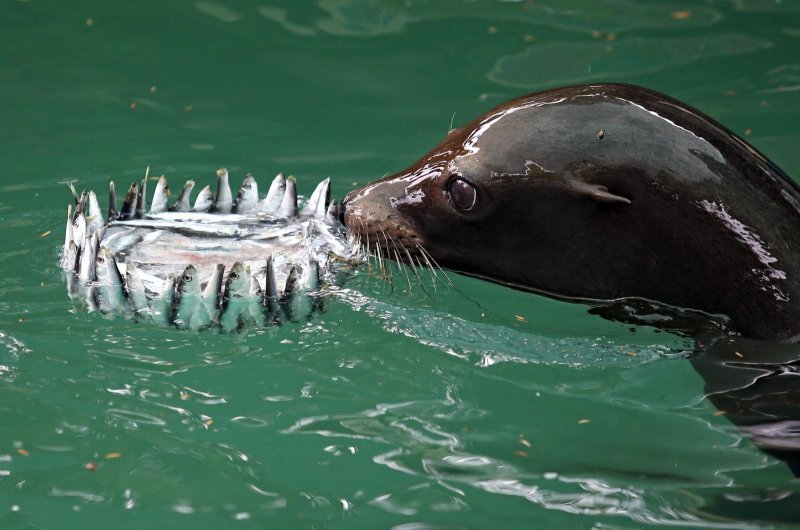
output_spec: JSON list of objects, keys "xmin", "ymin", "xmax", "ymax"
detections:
[
  {"xmin": 355, "ymin": 218, "xmax": 373, "ymax": 273},
  {"xmin": 403, "ymin": 249, "xmax": 433, "ymax": 298},
  {"xmin": 374, "ymin": 221, "xmax": 412, "ymax": 287},
  {"xmin": 385, "ymin": 240, "xmax": 411, "ymax": 291},
  {"xmin": 414, "ymin": 244, "xmax": 440, "ymax": 291},
  {"xmin": 351, "ymin": 217, "xmax": 385, "ymax": 280},
  {"xmin": 370, "ymin": 222, "xmax": 384, "ymax": 272},
  {"xmin": 414, "ymin": 240, "xmax": 454, "ymax": 288},
  {"xmin": 414, "ymin": 254, "xmax": 437, "ymax": 294},
  {"xmin": 375, "ymin": 225, "xmax": 395, "ymax": 282},
  {"xmin": 391, "ymin": 248, "xmax": 413, "ymax": 291}
]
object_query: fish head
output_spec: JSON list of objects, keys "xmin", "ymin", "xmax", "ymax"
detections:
[
  {"xmin": 224, "ymin": 262, "xmax": 250, "ymax": 298},
  {"xmin": 194, "ymin": 185, "xmax": 213, "ymax": 211},
  {"xmin": 177, "ymin": 264, "xmax": 199, "ymax": 295},
  {"xmin": 237, "ymin": 174, "xmax": 258, "ymax": 203},
  {"xmin": 157, "ymin": 175, "xmax": 170, "ymax": 196}
]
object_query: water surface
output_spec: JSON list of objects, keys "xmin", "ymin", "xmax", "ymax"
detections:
[{"xmin": 2, "ymin": 1, "xmax": 800, "ymax": 528}]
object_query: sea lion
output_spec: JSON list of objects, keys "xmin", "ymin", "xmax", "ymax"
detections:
[{"xmin": 342, "ymin": 83, "xmax": 800, "ymax": 342}]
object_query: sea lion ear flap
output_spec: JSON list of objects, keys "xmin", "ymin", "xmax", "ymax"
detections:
[{"xmin": 571, "ymin": 180, "xmax": 631, "ymax": 205}]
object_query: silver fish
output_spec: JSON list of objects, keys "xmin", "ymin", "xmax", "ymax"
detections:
[
  {"xmin": 151, "ymin": 274, "xmax": 177, "ymax": 326},
  {"xmin": 172, "ymin": 180, "xmax": 195, "ymax": 212},
  {"xmin": 276, "ymin": 176, "xmax": 298, "ymax": 218},
  {"xmin": 88, "ymin": 191, "xmax": 104, "ymax": 233},
  {"xmin": 280, "ymin": 265, "xmax": 303, "ymax": 322},
  {"xmin": 72, "ymin": 213, "xmax": 87, "ymax": 253},
  {"xmin": 135, "ymin": 171, "xmax": 148, "ymax": 218},
  {"xmin": 108, "ymin": 181, "xmax": 117, "ymax": 222},
  {"xmin": 233, "ymin": 174, "xmax": 258, "ymax": 214},
  {"xmin": 150, "ymin": 175, "xmax": 170, "ymax": 214},
  {"xmin": 119, "ymin": 182, "xmax": 138, "ymax": 220},
  {"xmin": 257, "ymin": 173, "xmax": 286, "ymax": 213},
  {"xmin": 248, "ymin": 275, "xmax": 265, "ymax": 326},
  {"xmin": 220, "ymin": 262, "xmax": 250, "ymax": 332},
  {"xmin": 325, "ymin": 200, "xmax": 340, "ymax": 225},
  {"xmin": 190, "ymin": 263, "xmax": 224, "ymax": 329},
  {"xmin": 171, "ymin": 264, "xmax": 201, "ymax": 328},
  {"xmin": 68, "ymin": 182, "xmax": 80, "ymax": 205},
  {"xmin": 62, "ymin": 204, "xmax": 74, "ymax": 268},
  {"xmin": 300, "ymin": 178, "xmax": 330, "ymax": 218},
  {"xmin": 193, "ymin": 185, "xmax": 213, "ymax": 212},
  {"xmin": 263, "ymin": 255, "xmax": 281, "ymax": 323},
  {"xmin": 125, "ymin": 261, "xmax": 149, "ymax": 316},
  {"xmin": 63, "ymin": 240, "xmax": 79, "ymax": 274},
  {"xmin": 64, "ymin": 241, "xmax": 80, "ymax": 297},
  {"xmin": 96, "ymin": 247, "xmax": 128, "ymax": 313},
  {"xmin": 213, "ymin": 168, "xmax": 232, "ymax": 213},
  {"xmin": 281, "ymin": 262, "xmax": 319, "ymax": 322},
  {"xmin": 78, "ymin": 231, "xmax": 99, "ymax": 283},
  {"xmin": 74, "ymin": 190, "xmax": 88, "ymax": 219}
]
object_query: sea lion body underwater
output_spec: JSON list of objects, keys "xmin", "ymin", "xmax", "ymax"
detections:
[{"xmin": 342, "ymin": 83, "xmax": 800, "ymax": 342}]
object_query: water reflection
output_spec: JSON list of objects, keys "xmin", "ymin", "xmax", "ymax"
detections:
[{"xmin": 488, "ymin": 34, "xmax": 772, "ymax": 88}]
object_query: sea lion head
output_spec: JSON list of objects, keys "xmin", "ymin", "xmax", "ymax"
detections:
[{"xmin": 341, "ymin": 86, "xmax": 631, "ymax": 292}]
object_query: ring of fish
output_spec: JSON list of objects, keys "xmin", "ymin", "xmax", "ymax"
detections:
[{"xmin": 60, "ymin": 168, "xmax": 360, "ymax": 332}]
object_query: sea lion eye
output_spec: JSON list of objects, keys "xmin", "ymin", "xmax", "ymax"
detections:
[{"xmin": 448, "ymin": 177, "xmax": 477, "ymax": 211}]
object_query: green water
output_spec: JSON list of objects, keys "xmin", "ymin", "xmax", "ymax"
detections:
[{"xmin": 2, "ymin": 1, "xmax": 800, "ymax": 528}]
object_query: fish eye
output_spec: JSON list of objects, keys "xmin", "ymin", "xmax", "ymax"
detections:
[
  {"xmin": 447, "ymin": 176, "xmax": 478, "ymax": 211},
  {"xmin": 230, "ymin": 272, "xmax": 239, "ymax": 280},
  {"xmin": 97, "ymin": 256, "xmax": 105, "ymax": 264},
  {"xmin": 183, "ymin": 274, "xmax": 192, "ymax": 282},
  {"xmin": 244, "ymin": 184, "xmax": 251, "ymax": 190}
]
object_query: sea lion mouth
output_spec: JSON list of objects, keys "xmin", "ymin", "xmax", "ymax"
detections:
[{"xmin": 345, "ymin": 215, "xmax": 424, "ymax": 264}]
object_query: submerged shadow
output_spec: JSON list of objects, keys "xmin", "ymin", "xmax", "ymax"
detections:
[
  {"xmin": 692, "ymin": 336, "xmax": 800, "ymax": 475},
  {"xmin": 591, "ymin": 298, "xmax": 800, "ymax": 475}
]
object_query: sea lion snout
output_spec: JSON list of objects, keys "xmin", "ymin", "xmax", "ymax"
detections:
[{"xmin": 342, "ymin": 181, "xmax": 426, "ymax": 262}]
